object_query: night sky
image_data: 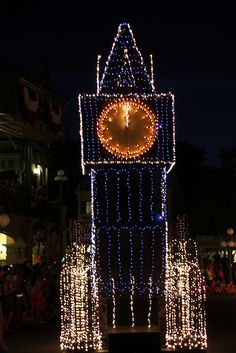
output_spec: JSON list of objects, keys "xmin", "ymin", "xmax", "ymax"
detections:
[{"xmin": 1, "ymin": 2, "xmax": 235, "ymax": 167}]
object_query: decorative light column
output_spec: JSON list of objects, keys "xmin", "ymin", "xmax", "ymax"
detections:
[
  {"xmin": 165, "ymin": 216, "xmax": 207, "ymax": 351},
  {"xmin": 60, "ymin": 220, "xmax": 102, "ymax": 352}
]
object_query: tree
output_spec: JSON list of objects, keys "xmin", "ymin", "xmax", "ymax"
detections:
[
  {"xmin": 171, "ymin": 141, "xmax": 212, "ymax": 234},
  {"xmin": 172, "ymin": 142, "xmax": 236, "ymax": 235}
]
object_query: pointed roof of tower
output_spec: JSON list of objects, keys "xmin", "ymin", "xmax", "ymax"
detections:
[{"xmin": 99, "ymin": 23, "xmax": 155, "ymax": 94}]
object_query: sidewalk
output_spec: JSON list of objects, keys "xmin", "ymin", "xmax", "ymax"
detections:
[{"xmin": 6, "ymin": 321, "xmax": 61, "ymax": 353}]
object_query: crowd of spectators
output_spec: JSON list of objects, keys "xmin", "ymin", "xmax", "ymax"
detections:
[
  {"xmin": 203, "ymin": 253, "xmax": 236, "ymax": 294},
  {"xmin": 0, "ymin": 260, "xmax": 61, "ymax": 336}
]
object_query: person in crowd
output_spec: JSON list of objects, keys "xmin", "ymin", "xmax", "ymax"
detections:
[
  {"xmin": 3, "ymin": 272, "xmax": 17, "ymax": 332},
  {"xmin": 204, "ymin": 261, "xmax": 215, "ymax": 292},
  {"xmin": 26, "ymin": 272, "xmax": 46, "ymax": 325}
]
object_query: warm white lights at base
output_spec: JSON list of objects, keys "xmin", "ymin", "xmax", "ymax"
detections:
[
  {"xmin": 60, "ymin": 222, "xmax": 102, "ymax": 352},
  {"xmin": 165, "ymin": 216, "xmax": 207, "ymax": 350}
]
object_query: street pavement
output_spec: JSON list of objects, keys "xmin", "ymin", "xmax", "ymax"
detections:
[
  {"xmin": 5, "ymin": 294, "xmax": 236, "ymax": 353},
  {"xmin": 6, "ymin": 320, "xmax": 61, "ymax": 353},
  {"xmin": 206, "ymin": 293, "xmax": 236, "ymax": 353}
]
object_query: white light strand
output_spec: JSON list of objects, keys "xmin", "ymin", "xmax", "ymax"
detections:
[
  {"xmin": 104, "ymin": 171, "xmax": 109, "ymax": 223},
  {"xmin": 139, "ymin": 228, "xmax": 144, "ymax": 286},
  {"xmin": 85, "ymin": 159, "xmax": 174, "ymax": 166},
  {"xmin": 107, "ymin": 227, "xmax": 112, "ymax": 281},
  {"xmin": 90, "ymin": 169, "xmax": 96, "ymax": 277},
  {"xmin": 138, "ymin": 169, "xmax": 143, "ymax": 222},
  {"xmin": 150, "ymin": 54, "xmax": 155, "ymax": 91},
  {"xmin": 147, "ymin": 276, "xmax": 153, "ymax": 328},
  {"xmin": 127, "ymin": 170, "xmax": 132, "ymax": 221},
  {"xmin": 117, "ymin": 48, "xmax": 136, "ymax": 88},
  {"xmin": 78, "ymin": 95, "xmax": 85, "ymax": 175},
  {"xmin": 111, "ymin": 278, "xmax": 116, "ymax": 328},
  {"xmin": 96, "ymin": 55, "xmax": 101, "ymax": 95},
  {"xmin": 171, "ymin": 93, "xmax": 176, "ymax": 163},
  {"xmin": 89, "ymin": 96, "xmax": 96, "ymax": 161},
  {"xmin": 90, "ymin": 265, "xmax": 103, "ymax": 351},
  {"xmin": 90, "ymin": 170, "xmax": 103, "ymax": 349},
  {"xmin": 117, "ymin": 228, "xmax": 122, "ymax": 285},
  {"xmin": 130, "ymin": 276, "xmax": 135, "ymax": 327},
  {"xmin": 116, "ymin": 171, "xmax": 121, "ymax": 222}
]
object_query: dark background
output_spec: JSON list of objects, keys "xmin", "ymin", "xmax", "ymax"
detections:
[{"xmin": 0, "ymin": 1, "xmax": 235, "ymax": 167}]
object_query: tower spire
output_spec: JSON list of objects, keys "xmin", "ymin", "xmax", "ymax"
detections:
[{"xmin": 99, "ymin": 23, "xmax": 155, "ymax": 94}]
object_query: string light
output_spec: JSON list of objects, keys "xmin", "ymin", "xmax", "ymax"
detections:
[
  {"xmin": 91, "ymin": 165, "xmax": 165, "ymax": 297},
  {"xmin": 97, "ymin": 54, "xmax": 101, "ymax": 94},
  {"xmin": 95, "ymin": 224, "xmax": 164, "ymax": 296},
  {"xmin": 117, "ymin": 48, "xmax": 136, "ymax": 87},
  {"xmin": 60, "ymin": 21, "xmax": 207, "ymax": 353},
  {"xmin": 116, "ymin": 171, "xmax": 121, "ymax": 222},
  {"xmin": 60, "ymin": 221, "xmax": 102, "ymax": 352},
  {"xmin": 78, "ymin": 95, "xmax": 85, "ymax": 175},
  {"xmin": 99, "ymin": 23, "xmax": 155, "ymax": 94},
  {"xmin": 79, "ymin": 92, "xmax": 175, "ymax": 170},
  {"xmin": 111, "ymin": 278, "xmax": 116, "ymax": 328},
  {"xmin": 165, "ymin": 216, "xmax": 207, "ymax": 350},
  {"xmin": 139, "ymin": 228, "xmax": 144, "ymax": 286},
  {"xmin": 150, "ymin": 54, "xmax": 155, "ymax": 91},
  {"xmin": 73, "ymin": 21, "xmax": 210, "ymax": 353},
  {"xmin": 147, "ymin": 276, "xmax": 153, "ymax": 328},
  {"xmin": 130, "ymin": 276, "xmax": 135, "ymax": 327},
  {"xmin": 61, "ymin": 21, "xmax": 208, "ymax": 353}
]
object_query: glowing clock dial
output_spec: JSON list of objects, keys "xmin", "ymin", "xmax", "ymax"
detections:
[{"xmin": 97, "ymin": 100, "xmax": 156, "ymax": 159}]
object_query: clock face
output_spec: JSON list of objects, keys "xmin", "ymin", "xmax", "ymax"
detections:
[{"xmin": 97, "ymin": 100, "xmax": 156, "ymax": 158}]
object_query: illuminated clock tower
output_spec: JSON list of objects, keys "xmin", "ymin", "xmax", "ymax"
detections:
[{"xmin": 79, "ymin": 22, "xmax": 175, "ymax": 333}]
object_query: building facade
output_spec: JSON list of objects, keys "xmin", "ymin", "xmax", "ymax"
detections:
[{"xmin": 0, "ymin": 67, "xmax": 67, "ymax": 264}]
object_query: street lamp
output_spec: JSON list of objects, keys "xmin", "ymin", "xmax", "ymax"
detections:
[
  {"xmin": 0, "ymin": 213, "xmax": 10, "ymax": 228},
  {"xmin": 54, "ymin": 170, "xmax": 68, "ymax": 258},
  {"xmin": 54, "ymin": 169, "xmax": 68, "ymax": 202},
  {"xmin": 220, "ymin": 227, "xmax": 235, "ymax": 284}
]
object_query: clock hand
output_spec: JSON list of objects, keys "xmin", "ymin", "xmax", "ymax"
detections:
[{"xmin": 124, "ymin": 103, "xmax": 130, "ymax": 128}]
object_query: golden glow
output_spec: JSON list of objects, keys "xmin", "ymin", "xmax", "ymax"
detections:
[
  {"xmin": 60, "ymin": 241, "xmax": 102, "ymax": 352},
  {"xmin": 97, "ymin": 99, "xmax": 156, "ymax": 158},
  {"xmin": 165, "ymin": 219, "xmax": 207, "ymax": 350},
  {"xmin": 0, "ymin": 233, "xmax": 14, "ymax": 261}
]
